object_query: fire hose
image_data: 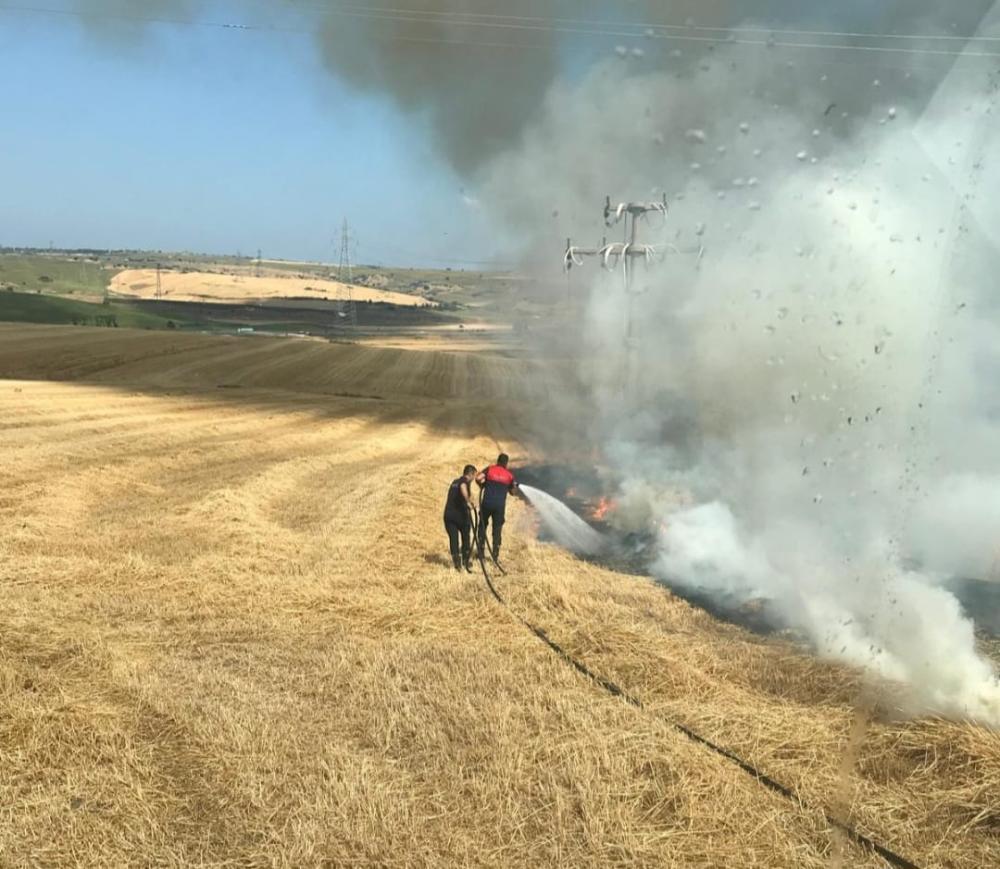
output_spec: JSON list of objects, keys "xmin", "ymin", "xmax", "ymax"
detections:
[{"xmin": 472, "ymin": 543, "xmax": 920, "ymax": 869}]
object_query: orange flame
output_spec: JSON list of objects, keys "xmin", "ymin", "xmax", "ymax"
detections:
[{"xmin": 591, "ymin": 496, "xmax": 615, "ymax": 521}]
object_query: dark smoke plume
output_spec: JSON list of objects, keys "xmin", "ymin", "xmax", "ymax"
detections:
[{"xmin": 70, "ymin": 0, "xmax": 998, "ymax": 172}]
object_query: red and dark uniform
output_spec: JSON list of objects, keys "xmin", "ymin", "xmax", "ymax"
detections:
[
  {"xmin": 443, "ymin": 477, "xmax": 473, "ymax": 569},
  {"xmin": 477, "ymin": 465, "xmax": 517, "ymax": 559}
]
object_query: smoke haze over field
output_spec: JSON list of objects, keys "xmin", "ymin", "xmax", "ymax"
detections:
[{"xmin": 67, "ymin": 1, "xmax": 1000, "ymax": 720}]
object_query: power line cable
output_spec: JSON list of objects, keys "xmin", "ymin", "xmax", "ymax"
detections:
[
  {"xmin": 299, "ymin": 1, "xmax": 1000, "ymax": 45},
  {"xmin": 4, "ymin": 3, "xmax": 1000, "ymax": 58}
]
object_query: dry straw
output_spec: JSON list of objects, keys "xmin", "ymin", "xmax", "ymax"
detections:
[{"xmin": 0, "ymin": 325, "xmax": 997, "ymax": 867}]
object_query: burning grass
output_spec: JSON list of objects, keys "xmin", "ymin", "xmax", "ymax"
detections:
[{"xmin": 0, "ymin": 325, "xmax": 997, "ymax": 867}]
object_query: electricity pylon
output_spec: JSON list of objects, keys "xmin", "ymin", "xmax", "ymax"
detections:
[
  {"xmin": 338, "ymin": 220, "xmax": 358, "ymax": 329},
  {"xmin": 563, "ymin": 195, "xmax": 675, "ymax": 396}
]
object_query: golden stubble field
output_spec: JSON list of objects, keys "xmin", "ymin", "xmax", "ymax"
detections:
[
  {"xmin": 109, "ymin": 269, "xmax": 433, "ymax": 308},
  {"xmin": 0, "ymin": 324, "xmax": 998, "ymax": 867}
]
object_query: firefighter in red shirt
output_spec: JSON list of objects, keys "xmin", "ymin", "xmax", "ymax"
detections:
[{"xmin": 475, "ymin": 453, "xmax": 520, "ymax": 563}]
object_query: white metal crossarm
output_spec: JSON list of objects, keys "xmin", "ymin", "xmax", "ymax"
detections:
[{"xmin": 603, "ymin": 194, "xmax": 669, "ymax": 228}]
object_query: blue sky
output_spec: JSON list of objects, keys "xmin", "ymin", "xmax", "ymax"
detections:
[
  {"xmin": 0, "ymin": 1, "xmax": 983, "ymax": 267},
  {"xmin": 0, "ymin": 3, "xmax": 497, "ymax": 266}
]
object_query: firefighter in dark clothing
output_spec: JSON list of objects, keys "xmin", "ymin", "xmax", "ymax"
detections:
[
  {"xmin": 476, "ymin": 453, "xmax": 520, "ymax": 562},
  {"xmin": 444, "ymin": 465, "xmax": 477, "ymax": 571}
]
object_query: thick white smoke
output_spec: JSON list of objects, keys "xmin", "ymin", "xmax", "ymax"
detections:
[{"xmin": 478, "ymin": 37, "xmax": 1000, "ymax": 722}]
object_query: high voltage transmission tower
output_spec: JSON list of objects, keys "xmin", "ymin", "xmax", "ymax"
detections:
[
  {"xmin": 338, "ymin": 219, "xmax": 358, "ymax": 329},
  {"xmin": 255, "ymin": 248, "xmax": 262, "ymax": 278},
  {"xmin": 338, "ymin": 219, "xmax": 354, "ymax": 283},
  {"xmin": 155, "ymin": 263, "xmax": 163, "ymax": 300},
  {"xmin": 564, "ymin": 195, "xmax": 668, "ymax": 395},
  {"xmin": 564, "ymin": 195, "xmax": 704, "ymax": 396}
]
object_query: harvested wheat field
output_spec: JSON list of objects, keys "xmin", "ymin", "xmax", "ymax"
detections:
[
  {"xmin": 110, "ymin": 269, "xmax": 433, "ymax": 307},
  {"xmin": 1, "ymin": 323, "xmax": 998, "ymax": 868}
]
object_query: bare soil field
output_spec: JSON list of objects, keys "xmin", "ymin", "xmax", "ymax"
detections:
[
  {"xmin": 1, "ymin": 324, "xmax": 997, "ymax": 867},
  {"xmin": 110, "ymin": 269, "xmax": 433, "ymax": 308}
]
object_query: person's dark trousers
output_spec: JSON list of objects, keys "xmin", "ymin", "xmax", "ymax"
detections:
[
  {"xmin": 478, "ymin": 505, "xmax": 505, "ymax": 558},
  {"xmin": 444, "ymin": 518, "xmax": 471, "ymax": 569}
]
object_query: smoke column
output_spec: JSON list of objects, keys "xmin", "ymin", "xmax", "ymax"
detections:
[{"xmin": 475, "ymin": 11, "xmax": 1000, "ymax": 723}]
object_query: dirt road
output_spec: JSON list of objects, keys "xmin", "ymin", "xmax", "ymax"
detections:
[{"xmin": 0, "ymin": 324, "xmax": 996, "ymax": 867}]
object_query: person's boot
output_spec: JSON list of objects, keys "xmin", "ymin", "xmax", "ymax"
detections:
[
  {"xmin": 491, "ymin": 543, "xmax": 501, "ymax": 564},
  {"xmin": 452, "ymin": 553, "xmax": 463, "ymax": 571}
]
